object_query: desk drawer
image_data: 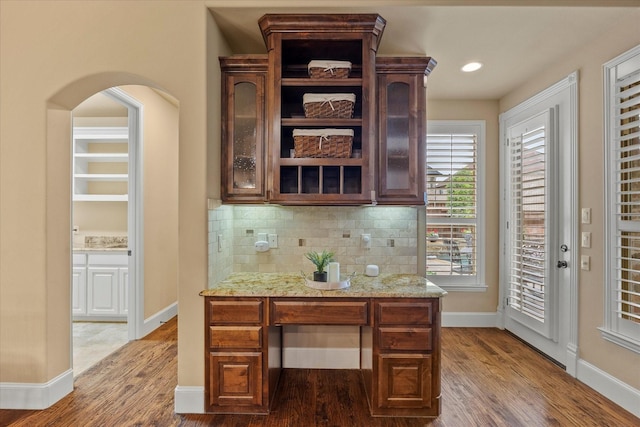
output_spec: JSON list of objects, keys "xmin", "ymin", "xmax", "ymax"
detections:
[
  {"xmin": 209, "ymin": 326, "xmax": 263, "ymax": 349},
  {"xmin": 208, "ymin": 299, "xmax": 264, "ymax": 324},
  {"xmin": 271, "ymin": 300, "xmax": 368, "ymax": 325},
  {"xmin": 378, "ymin": 327, "xmax": 432, "ymax": 351},
  {"xmin": 376, "ymin": 301, "xmax": 433, "ymax": 326}
]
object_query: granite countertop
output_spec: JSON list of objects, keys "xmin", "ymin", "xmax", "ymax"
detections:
[
  {"xmin": 200, "ymin": 272, "xmax": 447, "ymax": 298},
  {"xmin": 73, "ymin": 236, "xmax": 128, "ymax": 252},
  {"xmin": 73, "ymin": 247, "xmax": 129, "ymax": 253}
]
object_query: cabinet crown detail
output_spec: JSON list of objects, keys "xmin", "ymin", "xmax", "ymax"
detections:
[
  {"xmin": 376, "ymin": 56, "xmax": 438, "ymax": 75},
  {"xmin": 258, "ymin": 14, "xmax": 386, "ymax": 51}
]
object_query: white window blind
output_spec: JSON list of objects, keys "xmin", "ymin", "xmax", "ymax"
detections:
[
  {"xmin": 426, "ymin": 121, "xmax": 485, "ymax": 288},
  {"xmin": 604, "ymin": 44, "xmax": 640, "ymax": 352}
]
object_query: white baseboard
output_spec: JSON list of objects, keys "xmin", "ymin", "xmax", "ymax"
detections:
[
  {"xmin": 565, "ymin": 343, "xmax": 579, "ymax": 377},
  {"xmin": 577, "ymin": 359, "xmax": 640, "ymax": 418},
  {"xmin": 0, "ymin": 369, "xmax": 73, "ymax": 410},
  {"xmin": 142, "ymin": 302, "xmax": 178, "ymax": 337},
  {"xmin": 174, "ymin": 386, "xmax": 205, "ymax": 414},
  {"xmin": 442, "ymin": 311, "xmax": 499, "ymax": 327}
]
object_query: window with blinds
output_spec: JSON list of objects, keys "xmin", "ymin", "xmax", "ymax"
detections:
[
  {"xmin": 426, "ymin": 121, "xmax": 484, "ymax": 287},
  {"xmin": 604, "ymin": 44, "xmax": 640, "ymax": 352}
]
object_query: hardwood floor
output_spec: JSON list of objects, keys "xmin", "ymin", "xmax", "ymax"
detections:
[{"xmin": 1, "ymin": 317, "xmax": 638, "ymax": 426}]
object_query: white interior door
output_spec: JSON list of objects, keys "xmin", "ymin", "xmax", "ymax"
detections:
[
  {"xmin": 500, "ymin": 74, "xmax": 578, "ymax": 369},
  {"xmin": 105, "ymin": 87, "xmax": 144, "ymax": 341}
]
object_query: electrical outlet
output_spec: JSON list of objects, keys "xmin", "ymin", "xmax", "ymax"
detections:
[
  {"xmin": 268, "ymin": 234, "xmax": 278, "ymax": 248},
  {"xmin": 361, "ymin": 233, "xmax": 371, "ymax": 249}
]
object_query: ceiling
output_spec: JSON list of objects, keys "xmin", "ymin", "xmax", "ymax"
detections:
[
  {"xmin": 74, "ymin": 92, "xmax": 127, "ymax": 117},
  {"xmin": 208, "ymin": 2, "xmax": 639, "ymax": 100}
]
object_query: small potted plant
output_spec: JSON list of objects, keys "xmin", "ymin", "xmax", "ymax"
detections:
[
  {"xmin": 428, "ymin": 230, "xmax": 439, "ymax": 242},
  {"xmin": 304, "ymin": 250, "xmax": 334, "ymax": 282}
]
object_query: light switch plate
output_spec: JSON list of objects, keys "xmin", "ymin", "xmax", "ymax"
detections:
[
  {"xmin": 581, "ymin": 255, "xmax": 591, "ymax": 271},
  {"xmin": 581, "ymin": 231, "xmax": 591, "ymax": 248},
  {"xmin": 581, "ymin": 208, "xmax": 591, "ymax": 224},
  {"xmin": 268, "ymin": 233, "xmax": 278, "ymax": 248}
]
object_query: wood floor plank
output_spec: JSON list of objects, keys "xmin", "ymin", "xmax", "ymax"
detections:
[{"xmin": 1, "ymin": 319, "xmax": 638, "ymax": 427}]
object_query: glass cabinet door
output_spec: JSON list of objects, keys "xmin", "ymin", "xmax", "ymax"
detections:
[
  {"xmin": 232, "ymin": 81, "xmax": 259, "ymax": 191},
  {"xmin": 376, "ymin": 56, "xmax": 434, "ymax": 205},
  {"xmin": 378, "ymin": 73, "xmax": 423, "ymax": 203},
  {"xmin": 385, "ymin": 81, "xmax": 412, "ymax": 191},
  {"xmin": 220, "ymin": 57, "xmax": 267, "ymax": 203}
]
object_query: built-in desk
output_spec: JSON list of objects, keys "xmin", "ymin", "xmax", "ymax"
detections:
[{"xmin": 200, "ymin": 273, "xmax": 446, "ymax": 418}]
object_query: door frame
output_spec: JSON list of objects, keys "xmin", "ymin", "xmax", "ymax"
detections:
[
  {"xmin": 498, "ymin": 71, "xmax": 579, "ymax": 376},
  {"xmin": 103, "ymin": 87, "xmax": 144, "ymax": 341}
]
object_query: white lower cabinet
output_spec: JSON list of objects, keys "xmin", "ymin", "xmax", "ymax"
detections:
[
  {"xmin": 73, "ymin": 252, "xmax": 128, "ymax": 320},
  {"xmin": 88, "ymin": 267, "xmax": 120, "ymax": 316},
  {"xmin": 119, "ymin": 267, "xmax": 129, "ymax": 315},
  {"xmin": 72, "ymin": 266, "xmax": 87, "ymax": 315}
]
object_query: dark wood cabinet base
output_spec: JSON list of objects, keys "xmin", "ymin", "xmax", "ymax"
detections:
[{"xmin": 204, "ymin": 296, "xmax": 441, "ymax": 418}]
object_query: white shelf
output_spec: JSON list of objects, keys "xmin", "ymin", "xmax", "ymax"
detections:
[
  {"xmin": 74, "ymin": 153, "xmax": 128, "ymax": 162},
  {"xmin": 73, "ymin": 126, "xmax": 129, "ymax": 202},
  {"xmin": 73, "ymin": 127, "xmax": 128, "ymax": 140},
  {"xmin": 74, "ymin": 194, "xmax": 128, "ymax": 202},
  {"xmin": 74, "ymin": 174, "xmax": 128, "ymax": 181}
]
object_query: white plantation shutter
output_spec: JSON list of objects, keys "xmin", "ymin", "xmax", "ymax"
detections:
[
  {"xmin": 604, "ymin": 45, "xmax": 640, "ymax": 352},
  {"xmin": 426, "ymin": 133, "xmax": 477, "ymax": 219},
  {"xmin": 611, "ymin": 69, "xmax": 640, "ymax": 328},
  {"xmin": 508, "ymin": 126, "xmax": 547, "ymax": 325},
  {"xmin": 426, "ymin": 121, "xmax": 485, "ymax": 288}
]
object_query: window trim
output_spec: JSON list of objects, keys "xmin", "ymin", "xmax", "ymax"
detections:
[
  {"xmin": 602, "ymin": 44, "xmax": 640, "ymax": 354},
  {"xmin": 424, "ymin": 120, "xmax": 486, "ymax": 291}
]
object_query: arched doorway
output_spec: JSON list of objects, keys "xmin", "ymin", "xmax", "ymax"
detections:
[
  {"xmin": 71, "ymin": 88, "xmax": 140, "ymax": 375},
  {"xmin": 48, "ymin": 74, "xmax": 179, "ymax": 381}
]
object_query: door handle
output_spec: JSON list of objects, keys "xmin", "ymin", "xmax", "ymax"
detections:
[{"xmin": 557, "ymin": 260, "xmax": 568, "ymax": 268}]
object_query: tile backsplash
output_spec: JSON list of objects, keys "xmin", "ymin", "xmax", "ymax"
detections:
[{"xmin": 208, "ymin": 205, "xmax": 419, "ymax": 287}]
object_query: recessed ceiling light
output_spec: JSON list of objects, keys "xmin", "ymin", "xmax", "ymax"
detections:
[{"xmin": 461, "ymin": 62, "xmax": 483, "ymax": 72}]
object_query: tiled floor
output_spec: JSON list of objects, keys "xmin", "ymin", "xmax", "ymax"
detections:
[{"xmin": 72, "ymin": 322, "xmax": 128, "ymax": 377}]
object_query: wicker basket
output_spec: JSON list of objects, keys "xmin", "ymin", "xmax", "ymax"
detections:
[
  {"xmin": 303, "ymin": 93, "xmax": 355, "ymax": 119},
  {"xmin": 308, "ymin": 60, "xmax": 352, "ymax": 79},
  {"xmin": 293, "ymin": 129, "xmax": 354, "ymax": 158}
]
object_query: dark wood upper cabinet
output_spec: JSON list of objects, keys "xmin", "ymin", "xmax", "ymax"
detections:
[
  {"xmin": 220, "ymin": 55, "xmax": 268, "ymax": 203},
  {"xmin": 260, "ymin": 14, "xmax": 384, "ymax": 205},
  {"xmin": 377, "ymin": 57, "xmax": 437, "ymax": 205},
  {"xmin": 219, "ymin": 14, "xmax": 436, "ymax": 206}
]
